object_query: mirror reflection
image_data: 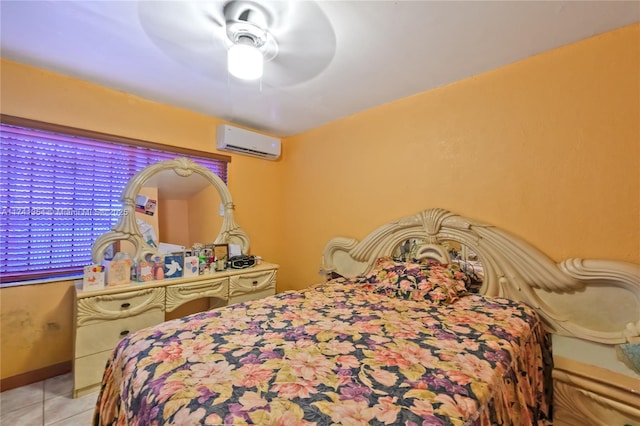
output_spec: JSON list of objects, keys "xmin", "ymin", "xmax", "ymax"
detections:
[
  {"xmin": 393, "ymin": 238, "xmax": 484, "ymax": 293},
  {"xmin": 92, "ymin": 157, "xmax": 249, "ymax": 275},
  {"xmin": 445, "ymin": 240, "xmax": 484, "ymax": 293},
  {"xmin": 135, "ymin": 169, "xmax": 222, "ymax": 250}
]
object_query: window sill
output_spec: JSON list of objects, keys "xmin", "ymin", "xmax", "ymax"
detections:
[{"xmin": 0, "ymin": 274, "xmax": 83, "ymax": 289}]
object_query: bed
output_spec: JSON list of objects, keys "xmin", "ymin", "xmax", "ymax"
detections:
[{"xmin": 94, "ymin": 208, "xmax": 640, "ymax": 425}]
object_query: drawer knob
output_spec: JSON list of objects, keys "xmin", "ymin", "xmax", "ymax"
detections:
[
  {"xmin": 252, "ymin": 280, "xmax": 258, "ymax": 285},
  {"xmin": 121, "ymin": 302, "xmax": 131, "ymax": 309},
  {"xmin": 120, "ymin": 330, "xmax": 130, "ymax": 336}
]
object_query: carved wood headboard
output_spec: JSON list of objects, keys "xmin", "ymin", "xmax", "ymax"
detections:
[{"xmin": 322, "ymin": 208, "xmax": 640, "ymax": 345}]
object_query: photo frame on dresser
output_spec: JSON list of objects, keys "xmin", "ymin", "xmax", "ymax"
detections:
[
  {"xmin": 214, "ymin": 243, "xmax": 229, "ymax": 260},
  {"xmin": 214, "ymin": 243, "xmax": 229, "ymax": 270}
]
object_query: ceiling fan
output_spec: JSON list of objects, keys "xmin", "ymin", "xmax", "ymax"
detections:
[{"xmin": 138, "ymin": 0, "xmax": 336, "ymax": 87}]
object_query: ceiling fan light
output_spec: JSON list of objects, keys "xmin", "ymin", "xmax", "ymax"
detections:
[{"xmin": 228, "ymin": 43, "xmax": 263, "ymax": 80}]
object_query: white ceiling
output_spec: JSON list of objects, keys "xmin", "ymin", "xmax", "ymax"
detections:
[{"xmin": 1, "ymin": 1, "xmax": 638, "ymax": 137}]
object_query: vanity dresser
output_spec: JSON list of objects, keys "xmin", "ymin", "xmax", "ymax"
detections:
[
  {"xmin": 73, "ymin": 157, "xmax": 276, "ymax": 397},
  {"xmin": 73, "ymin": 263, "xmax": 277, "ymax": 397}
]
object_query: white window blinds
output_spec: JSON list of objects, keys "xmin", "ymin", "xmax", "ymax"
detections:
[{"xmin": 0, "ymin": 122, "xmax": 229, "ymax": 284}]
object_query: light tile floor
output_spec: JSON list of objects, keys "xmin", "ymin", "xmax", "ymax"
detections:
[{"xmin": 0, "ymin": 373, "xmax": 97, "ymax": 426}]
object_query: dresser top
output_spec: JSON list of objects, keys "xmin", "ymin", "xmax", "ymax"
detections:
[
  {"xmin": 75, "ymin": 262, "xmax": 279, "ymax": 299},
  {"xmin": 552, "ymin": 334, "xmax": 639, "ymax": 382}
]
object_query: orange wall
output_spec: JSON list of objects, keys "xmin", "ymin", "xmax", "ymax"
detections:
[
  {"xmin": 159, "ymin": 198, "xmax": 190, "ymax": 246},
  {"xmin": 0, "ymin": 59, "xmax": 284, "ymax": 379},
  {"xmin": 278, "ymin": 23, "xmax": 640, "ymax": 292},
  {"xmin": 0, "ymin": 281, "xmax": 75, "ymax": 379},
  {"xmin": 188, "ymin": 185, "xmax": 224, "ymax": 246},
  {"xmin": 158, "ymin": 187, "xmax": 223, "ymax": 248}
]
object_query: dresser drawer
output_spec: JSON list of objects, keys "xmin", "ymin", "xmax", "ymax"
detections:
[
  {"xmin": 73, "ymin": 349, "xmax": 113, "ymax": 398},
  {"xmin": 229, "ymin": 269, "xmax": 276, "ymax": 304},
  {"xmin": 76, "ymin": 288, "xmax": 165, "ymax": 326},
  {"xmin": 75, "ymin": 310, "xmax": 163, "ymax": 358},
  {"xmin": 166, "ymin": 277, "xmax": 229, "ymax": 312}
]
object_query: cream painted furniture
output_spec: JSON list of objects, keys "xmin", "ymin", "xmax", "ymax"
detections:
[
  {"xmin": 74, "ymin": 157, "xmax": 276, "ymax": 397},
  {"xmin": 73, "ymin": 263, "xmax": 278, "ymax": 397},
  {"xmin": 322, "ymin": 208, "xmax": 640, "ymax": 425},
  {"xmin": 73, "ymin": 286, "xmax": 165, "ymax": 398},
  {"xmin": 92, "ymin": 157, "xmax": 250, "ymax": 261},
  {"xmin": 553, "ymin": 336, "xmax": 640, "ymax": 425}
]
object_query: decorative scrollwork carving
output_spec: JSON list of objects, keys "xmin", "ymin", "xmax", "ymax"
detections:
[
  {"xmin": 165, "ymin": 280, "xmax": 229, "ymax": 312},
  {"xmin": 77, "ymin": 289, "xmax": 165, "ymax": 326},
  {"xmin": 417, "ymin": 208, "xmax": 453, "ymax": 242},
  {"xmin": 322, "ymin": 208, "xmax": 640, "ymax": 345},
  {"xmin": 553, "ymin": 375, "xmax": 640, "ymax": 425},
  {"xmin": 173, "ymin": 158, "xmax": 195, "ymax": 177}
]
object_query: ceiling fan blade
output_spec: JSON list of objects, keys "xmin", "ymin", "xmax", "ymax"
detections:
[
  {"xmin": 138, "ymin": 1, "xmax": 229, "ymax": 76},
  {"xmin": 263, "ymin": 1, "xmax": 336, "ymax": 86}
]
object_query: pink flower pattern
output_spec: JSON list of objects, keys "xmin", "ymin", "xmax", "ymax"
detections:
[
  {"xmin": 355, "ymin": 257, "xmax": 469, "ymax": 303},
  {"xmin": 95, "ymin": 274, "xmax": 551, "ymax": 426}
]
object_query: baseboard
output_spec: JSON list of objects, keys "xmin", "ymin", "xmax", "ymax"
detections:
[{"xmin": 0, "ymin": 361, "xmax": 72, "ymax": 392}]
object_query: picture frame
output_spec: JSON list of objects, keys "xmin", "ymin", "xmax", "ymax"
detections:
[
  {"xmin": 214, "ymin": 243, "xmax": 229, "ymax": 271},
  {"xmin": 214, "ymin": 244, "xmax": 229, "ymax": 262}
]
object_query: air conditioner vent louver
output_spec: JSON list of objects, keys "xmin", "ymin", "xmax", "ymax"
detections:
[{"xmin": 216, "ymin": 124, "xmax": 281, "ymax": 160}]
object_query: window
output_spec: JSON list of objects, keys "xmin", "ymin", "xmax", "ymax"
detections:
[{"xmin": 0, "ymin": 115, "xmax": 230, "ymax": 284}]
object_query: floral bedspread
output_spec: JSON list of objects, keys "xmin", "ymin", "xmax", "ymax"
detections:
[{"xmin": 94, "ymin": 280, "xmax": 551, "ymax": 425}]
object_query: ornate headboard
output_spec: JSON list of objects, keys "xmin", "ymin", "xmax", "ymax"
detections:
[{"xmin": 322, "ymin": 208, "xmax": 640, "ymax": 345}]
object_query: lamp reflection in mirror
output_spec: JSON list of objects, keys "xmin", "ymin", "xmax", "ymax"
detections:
[{"xmin": 228, "ymin": 40, "xmax": 263, "ymax": 80}]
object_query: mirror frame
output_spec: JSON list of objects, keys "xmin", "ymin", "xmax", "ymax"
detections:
[{"xmin": 92, "ymin": 157, "xmax": 249, "ymax": 263}]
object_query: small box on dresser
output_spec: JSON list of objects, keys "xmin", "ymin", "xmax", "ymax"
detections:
[{"xmin": 82, "ymin": 265, "xmax": 105, "ymax": 291}]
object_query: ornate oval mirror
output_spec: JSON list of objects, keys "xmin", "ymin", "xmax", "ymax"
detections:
[
  {"xmin": 135, "ymin": 169, "xmax": 221, "ymax": 251},
  {"xmin": 92, "ymin": 157, "xmax": 249, "ymax": 263}
]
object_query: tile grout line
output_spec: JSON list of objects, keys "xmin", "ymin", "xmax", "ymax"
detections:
[
  {"xmin": 42, "ymin": 380, "xmax": 45, "ymax": 426},
  {"xmin": 1, "ymin": 374, "xmax": 97, "ymax": 425}
]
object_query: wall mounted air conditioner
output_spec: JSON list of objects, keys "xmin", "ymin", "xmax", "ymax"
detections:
[{"xmin": 216, "ymin": 124, "xmax": 281, "ymax": 160}]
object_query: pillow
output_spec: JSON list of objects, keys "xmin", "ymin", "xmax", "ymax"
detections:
[{"xmin": 356, "ymin": 256, "xmax": 468, "ymax": 303}]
